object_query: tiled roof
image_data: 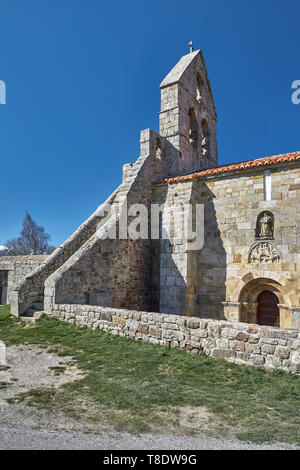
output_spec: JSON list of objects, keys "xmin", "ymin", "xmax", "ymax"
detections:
[{"xmin": 154, "ymin": 151, "xmax": 300, "ymax": 184}]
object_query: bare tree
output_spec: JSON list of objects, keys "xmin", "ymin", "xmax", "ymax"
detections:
[
  {"xmin": 4, "ymin": 212, "xmax": 56, "ymax": 256},
  {"xmin": 45, "ymin": 245, "xmax": 56, "ymax": 255},
  {"xmin": 0, "ymin": 246, "xmax": 8, "ymax": 257},
  {"xmin": 20, "ymin": 212, "xmax": 50, "ymax": 254},
  {"xmin": 3, "ymin": 238, "xmax": 26, "ymax": 255}
]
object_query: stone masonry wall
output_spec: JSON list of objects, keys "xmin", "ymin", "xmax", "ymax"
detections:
[
  {"xmin": 153, "ymin": 162, "xmax": 300, "ymax": 328},
  {"xmin": 0, "ymin": 256, "xmax": 47, "ymax": 304},
  {"xmin": 53, "ymin": 238, "xmax": 153, "ymax": 311},
  {"xmin": 196, "ymin": 163, "xmax": 300, "ymax": 326},
  {"xmin": 10, "ymin": 186, "xmax": 120, "ymax": 316},
  {"xmin": 53, "ymin": 304, "xmax": 300, "ymax": 375},
  {"xmin": 44, "ymin": 129, "xmax": 167, "ymax": 315},
  {"xmin": 151, "ymin": 180, "xmax": 199, "ymax": 316}
]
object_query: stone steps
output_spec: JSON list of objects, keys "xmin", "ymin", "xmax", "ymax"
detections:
[
  {"xmin": 24, "ymin": 297, "xmax": 44, "ymax": 315},
  {"xmin": 20, "ymin": 311, "xmax": 45, "ymax": 324},
  {"xmin": 31, "ymin": 301, "xmax": 44, "ymax": 311},
  {"xmin": 26, "ymin": 306, "xmax": 43, "ymax": 316},
  {"xmin": 20, "ymin": 295, "xmax": 45, "ymax": 324}
]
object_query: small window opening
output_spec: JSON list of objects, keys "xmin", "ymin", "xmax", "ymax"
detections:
[
  {"xmin": 189, "ymin": 108, "xmax": 198, "ymax": 147},
  {"xmin": 83, "ymin": 291, "xmax": 91, "ymax": 305},
  {"xmin": 264, "ymin": 170, "xmax": 272, "ymax": 201},
  {"xmin": 201, "ymin": 119, "xmax": 210, "ymax": 158},
  {"xmin": 156, "ymin": 138, "xmax": 162, "ymax": 159},
  {"xmin": 196, "ymin": 73, "xmax": 204, "ymax": 102}
]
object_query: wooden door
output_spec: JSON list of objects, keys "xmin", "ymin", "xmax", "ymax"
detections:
[{"xmin": 257, "ymin": 290, "xmax": 280, "ymax": 327}]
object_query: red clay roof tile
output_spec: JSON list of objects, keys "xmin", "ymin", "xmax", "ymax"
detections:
[{"xmin": 154, "ymin": 151, "xmax": 300, "ymax": 184}]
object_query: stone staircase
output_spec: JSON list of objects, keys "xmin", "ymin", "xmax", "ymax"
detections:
[{"xmin": 20, "ymin": 297, "xmax": 45, "ymax": 324}]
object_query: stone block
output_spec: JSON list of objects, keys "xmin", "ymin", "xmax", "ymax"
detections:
[
  {"xmin": 221, "ymin": 328, "xmax": 237, "ymax": 339},
  {"xmin": 138, "ymin": 323, "xmax": 149, "ymax": 335},
  {"xmin": 261, "ymin": 344, "xmax": 276, "ymax": 355},
  {"xmin": 192, "ymin": 328, "xmax": 208, "ymax": 338},
  {"xmin": 212, "ymin": 348, "xmax": 235, "ymax": 359},
  {"xmin": 249, "ymin": 354, "xmax": 265, "ymax": 366},
  {"xmin": 275, "ymin": 346, "xmax": 290, "ymax": 360},
  {"xmin": 235, "ymin": 332, "xmax": 249, "ymax": 342},
  {"xmin": 186, "ymin": 318, "xmax": 200, "ymax": 329}
]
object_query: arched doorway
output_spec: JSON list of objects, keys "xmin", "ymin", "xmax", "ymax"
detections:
[
  {"xmin": 257, "ymin": 290, "xmax": 280, "ymax": 327},
  {"xmin": 238, "ymin": 277, "xmax": 285, "ymax": 327}
]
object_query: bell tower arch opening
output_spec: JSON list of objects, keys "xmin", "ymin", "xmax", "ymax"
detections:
[
  {"xmin": 196, "ymin": 72, "xmax": 204, "ymax": 102},
  {"xmin": 201, "ymin": 118, "xmax": 210, "ymax": 167}
]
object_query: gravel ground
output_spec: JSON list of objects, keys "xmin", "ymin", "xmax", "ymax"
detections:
[
  {"xmin": 0, "ymin": 344, "xmax": 83, "ymax": 394},
  {"xmin": 0, "ymin": 422, "xmax": 299, "ymax": 450}
]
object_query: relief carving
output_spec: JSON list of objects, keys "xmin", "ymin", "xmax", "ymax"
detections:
[{"xmin": 248, "ymin": 241, "xmax": 281, "ymax": 264}]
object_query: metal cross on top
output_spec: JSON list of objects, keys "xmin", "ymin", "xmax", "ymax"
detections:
[{"xmin": 189, "ymin": 41, "xmax": 194, "ymax": 53}]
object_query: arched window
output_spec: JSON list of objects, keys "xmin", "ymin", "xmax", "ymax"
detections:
[
  {"xmin": 201, "ymin": 119, "xmax": 210, "ymax": 157},
  {"xmin": 188, "ymin": 108, "xmax": 198, "ymax": 148},
  {"xmin": 156, "ymin": 138, "xmax": 162, "ymax": 159},
  {"xmin": 196, "ymin": 73, "xmax": 204, "ymax": 102}
]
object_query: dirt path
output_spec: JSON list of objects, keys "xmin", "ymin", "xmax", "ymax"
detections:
[
  {"xmin": 0, "ymin": 344, "xmax": 82, "ymax": 393},
  {"xmin": 0, "ymin": 344, "xmax": 89, "ymax": 431}
]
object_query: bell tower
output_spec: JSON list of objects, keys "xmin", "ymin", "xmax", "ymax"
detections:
[{"xmin": 159, "ymin": 49, "xmax": 218, "ymax": 176}]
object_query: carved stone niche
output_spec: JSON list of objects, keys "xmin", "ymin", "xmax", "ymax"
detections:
[
  {"xmin": 255, "ymin": 211, "xmax": 274, "ymax": 240},
  {"xmin": 248, "ymin": 241, "xmax": 281, "ymax": 264}
]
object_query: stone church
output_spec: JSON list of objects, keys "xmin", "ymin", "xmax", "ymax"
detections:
[{"xmin": 1, "ymin": 49, "xmax": 300, "ymax": 332}]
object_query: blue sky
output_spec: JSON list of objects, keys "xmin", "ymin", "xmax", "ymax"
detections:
[{"xmin": 0, "ymin": 0, "xmax": 299, "ymax": 247}]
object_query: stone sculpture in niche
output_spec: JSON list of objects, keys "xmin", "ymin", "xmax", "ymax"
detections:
[
  {"xmin": 255, "ymin": 211, "xmax": 274, "ymax": 239},
  {"xmin": 248, "ymin": 211, "xmax": 280, "ymax": 263},
  {"xmin": 258, "ymin": 212, "xmax": 273, "ymax": 238}
]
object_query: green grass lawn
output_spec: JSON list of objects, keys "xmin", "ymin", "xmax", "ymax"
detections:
[{"xmin": 0, "ymin": 305, "xmax": 299, "ymax": 443}]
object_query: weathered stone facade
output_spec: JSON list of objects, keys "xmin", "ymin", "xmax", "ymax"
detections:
[
  {"xmin": 7, "ymin": 49, "xmax": 300, "ymax": 371},
  {"xmin": 153, "ymin": 163, "xmax": 300, "ymax": 329}
]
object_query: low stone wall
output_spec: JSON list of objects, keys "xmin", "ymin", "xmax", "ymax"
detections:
[{"xmin": 52, "ymin": 304, "xmax": 300, "ymax": 374}]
